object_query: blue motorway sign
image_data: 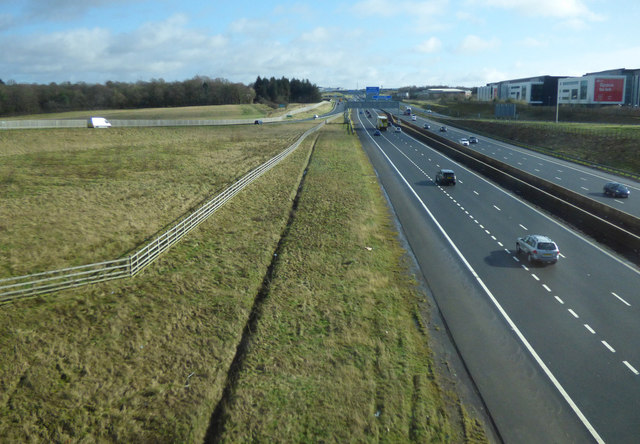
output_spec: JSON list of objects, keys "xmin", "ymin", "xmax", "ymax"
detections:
[
  {"xmin": 372, "ymin": 95, "xmax": 392, "ymax": 100},
  {"xmin": 366, "ymin": 86, "xmax": 380, "ymax": 95}
]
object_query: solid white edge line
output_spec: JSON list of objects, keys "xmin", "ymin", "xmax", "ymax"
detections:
[{"xmin": 362, "ymin": 127, "xmax": 605, "ymax": 444}]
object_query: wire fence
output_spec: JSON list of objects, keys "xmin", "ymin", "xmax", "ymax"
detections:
[{"xmin": 0, "ymin": 122, "xmax": 325, "ymax": 304}]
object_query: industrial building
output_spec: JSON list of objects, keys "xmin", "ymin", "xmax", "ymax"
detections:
[
  {"xmin": 477, "ymin": 76, "xmax": 561, "ymax": 106},
  {"xmin": 477, "ymin": 68, "xmax": 640, "ymax": 107}
]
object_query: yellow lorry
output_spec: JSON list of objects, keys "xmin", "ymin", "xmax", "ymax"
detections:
[{"xmin": 376, "ymin": 115, "xmax": 389, "ymax": 131}]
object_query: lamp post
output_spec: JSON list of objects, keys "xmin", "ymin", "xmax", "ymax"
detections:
[{"xmin": 555, "ymin": 82, "xmax": 560, "ymax": 123}]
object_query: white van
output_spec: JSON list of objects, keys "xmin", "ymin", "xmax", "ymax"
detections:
[{"xmin": 87, "ymin": 117, "xmax": 111, "ymax": 128}]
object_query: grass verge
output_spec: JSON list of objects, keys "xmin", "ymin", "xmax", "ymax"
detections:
[
  {"xmin": 0, "ymin": 120, "xmax": 486, "ymax": 442},
  {"xmin": 208, "ymin": 123, "xmax": 486, "ymax": 442}
]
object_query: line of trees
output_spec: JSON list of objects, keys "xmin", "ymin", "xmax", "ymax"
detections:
[
  {"xmin": 253, "ymin": 76, "xmax": 321, "ymax": 105},
  {"xmin": 0, "ymin": 77, "xmax": 256, "ymax": 116}
]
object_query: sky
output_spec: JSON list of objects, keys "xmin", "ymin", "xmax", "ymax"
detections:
[{"xmin": 1, "ymin": 0, "xmax": 639, "ymax": 89}]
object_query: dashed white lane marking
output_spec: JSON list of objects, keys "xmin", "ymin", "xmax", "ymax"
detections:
[
  {"xmin": 602, "ymin": 341, "xmax": 616, "ymax": 353},
  {"xmin": 569, "ymin": 309, "xmax": 579, "ymax": 318},
  {"xmin": 581, "ymin": 187, "xmax": 589, "ymax": 191},
  {"xmin": 624, "ymin": 361, "xmax": 639, "ymax": 375},
  {"xmin": 473, "ymin": 190, "xmax": 479, "ymax": 195},
  {"xmin": 611, "ymin": 292, "xmax": 631, "ymax": 306},
  {"xmin": 373, "ymin": 129, "xmax": 640, "ymax": 395}
]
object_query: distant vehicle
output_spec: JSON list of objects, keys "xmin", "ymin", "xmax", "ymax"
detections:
[
  {"xmin": 469, "ymin": 136, "xmax": 479, "ymax": 143},
  {"xmin": 435, "ymin": 169, "xmax": 456, "ymax": 185},
  {"xmin": 423, "ymin": 123, "xmax": 431, "ymax": 129},
  {"xmin": 394, "ymin": 126, "xmax": 402, "ymax": 133},
  {"xmin": 404, "ymin": 107, "xmax": 412, "ymax": 116},
  {"xmin": 411, "ymin": 115, "xmax": 417, "ymax": 121},
  {"xmin": 87, "ymin": 117, "xmax": 111, "ymax": 128},
  {"xmin": 603, "ymin": 182, "xmax": 630, "ymax": 198},
  {"xmin": 376, "ymin": 115, "xmax": 389, "ymax": 131},
  {"xmin": 426, "ymin": 109, "xmax": 433, "ymax": 113},
  {"xmin": 314, "ymin": 114, "xmax": 319, "ymax": 119},
  {"xmin": 374, "ymin": 129, "xmax": 381, "ymax": 136},
  {"xmin": 439, "ymin": 126, "xmax": 447, "ymax": 132},
  {"xmin": 459, "ymin": 138, "xmax": 470, "ymax": 146},
  {"xmin": 359, "ymin": 110, "xmax": 363, "ymax": 114},
  {"xmin": 516, "ymin": 234, "xmax": 559, "ymax": 265},
  {"xmin": 254, "ymin": 120, "xmax": 263, "ymax": 125}
]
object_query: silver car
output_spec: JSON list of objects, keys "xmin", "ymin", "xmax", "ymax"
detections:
[{"xmin": 516, "ymin": 234, "xmax": 559, "ymax": 265}]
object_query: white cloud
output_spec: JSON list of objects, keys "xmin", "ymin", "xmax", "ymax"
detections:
[
  {"xmin": 519, "ymin": 37, "xmax": 547, "ymax": 47},
  {"xmin": 351, "ymin": 0, "xmax": 447, "ymax": 20},
  {"xmin": 471, "ymin": 0, "xmax": 604, "ymax": 21},
  {"xmin": 416, "ymin": 37, "xmax": 442, "ymax": 53},
  {"xmin": 456, "ymin": 35, "xmax": 500, "ymax": 53}
]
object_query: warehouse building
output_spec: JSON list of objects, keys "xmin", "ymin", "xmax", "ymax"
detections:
[
  {"xmin": 478, "ymin": 68, "xmax": 640, "ymax": 107},
  {"xmin": 477, "ymin": 76, "xmax": 561, "ymax": 106},
  {"xmin": 558, "ymin": 68, "xmax": 640, "ymax": 106}
]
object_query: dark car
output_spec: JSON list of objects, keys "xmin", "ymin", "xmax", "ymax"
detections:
[
  {"xmin": 469, "ymin": 136, "xmax": 479, "ymax": 143},
  {"xmin": 603, "ymin": 182, "xmax": 630, "ymax": 198},
  {"xmin": 374, "ymin": 129, "xmax": 381, "ymax": 136},
  {"xmin": 439, "ymin": 126, "xmax": 447, "ymax": 132},
  {"xmin": 254, "ymin": 120, "xmax": 263, "ymax": 125},
  {"xmin": 423, "ymin": 123, "xmax": 431, "ymax": 129},
  {"xmin": 435, "ymin": 169, "xmax": 456, "ymax": 185}
]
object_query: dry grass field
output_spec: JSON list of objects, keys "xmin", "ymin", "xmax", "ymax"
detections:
[
  {"xmin": 0, "ymin": 118, "xmax": 486, "ymax": 442},
  {"xmin": 0, "ymin": 122, "xmax": 316, "ymax": 278}
]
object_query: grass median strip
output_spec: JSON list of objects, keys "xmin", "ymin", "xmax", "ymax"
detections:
[{"xmin": 208, "ymin": 123, "xmax": 485, "ymax": 442}]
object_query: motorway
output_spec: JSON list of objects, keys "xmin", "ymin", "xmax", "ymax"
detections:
[
  {"xmin": 391, "ymin": 106, "xmax": 640, "ymax": 218},
  {"xmin": 355, "ymin": 110, "xmax": 640, "ymax": 443}
]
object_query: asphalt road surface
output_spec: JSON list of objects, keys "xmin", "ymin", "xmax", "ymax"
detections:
[
  {"xmin": 355, "ymin": 109, "xmax": 640, "ymax": 443},
  {"xmin": 391, "ymin": 106, "xmax": 640, "ymax": 218}
]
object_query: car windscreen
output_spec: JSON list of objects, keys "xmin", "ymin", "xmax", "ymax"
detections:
[
  {"xmin": 443, "ymin": 172, "xmax": 454, "ymax": 178},
  {"xmin": 537, "ymin": 242, "xmax": 556, "ymax": 250}
]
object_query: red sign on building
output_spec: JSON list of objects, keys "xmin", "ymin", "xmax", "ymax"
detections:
[{"xmin": 594, "ymin": 78, "xmax": 625, "ymax": 102}]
